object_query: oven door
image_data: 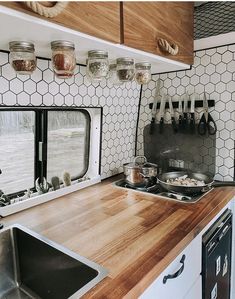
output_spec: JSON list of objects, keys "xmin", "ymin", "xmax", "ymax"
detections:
[{"xmin": 202, "ymin": 209, "xmax": 232, "ymax": 299}]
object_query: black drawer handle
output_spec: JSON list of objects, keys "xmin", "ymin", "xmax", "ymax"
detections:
[{"xmin": 163, "ymin": 254, "xmax": 186, "ymax": 284}]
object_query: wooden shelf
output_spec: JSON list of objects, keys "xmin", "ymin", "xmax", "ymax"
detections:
[{"xmin": 0, "ymin": 5, "xmax": 190, "ymax": 74}]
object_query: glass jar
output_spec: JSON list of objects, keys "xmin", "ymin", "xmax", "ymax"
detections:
[
  {"xmin": 107, "ymin": 63, "xmax": 122, "ymax": 86},
  {"xmin": 9, "ymin": 41, "xmax": 37, "ymax": 75},
  {"xmin": 116, "ymin": 57, "xmax": 135, "ymax": 82},
  {"xmin": 135, "ymin": 62, "xmax": 152, "ymax": 84},
  {"xmin": 87, "ymin": 50, "xmax": 109, "ymax": 82},
  {"xmin": 51, "ymin": 41, "xmax": 76, "ymax": 79}
]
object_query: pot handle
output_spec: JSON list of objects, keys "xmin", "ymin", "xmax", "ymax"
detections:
[
  {"xmin": 212, "ymin": 181, "xmax": 235, "ymax": 187},
  {"xmin": 134, "ymin": 156, "xmax": 147, "ymax": 165}
]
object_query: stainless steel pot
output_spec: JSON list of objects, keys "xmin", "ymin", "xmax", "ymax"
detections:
[{"xmin": 123, "ymin": 156, "xmax": 158, "ymax": 187}]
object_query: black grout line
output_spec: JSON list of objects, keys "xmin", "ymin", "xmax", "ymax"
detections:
[
  {"xmin": 152, "ymin": 65, "xmax": 192, "ymax": 77},
  {"xmin": 194, "ymin": 42, "xmax": 235, "ymax": 53},
  {"xmin": 134, "ymin": 84, "xmax": 143, "ymax": 156}
]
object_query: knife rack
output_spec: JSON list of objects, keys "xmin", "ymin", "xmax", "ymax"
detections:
[{"xmin": 149, "ymin": 100, "xmax": 215, "ymax": 110}]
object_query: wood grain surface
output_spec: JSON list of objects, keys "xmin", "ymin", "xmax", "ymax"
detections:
[
  {"xmin": 2, "ymin": 175, "xmax": 235, "ymax": 298},
  {"xmin": 1, "ymin": 2, "xmax": 121, "ymax": 43},
  {"xmin": 123, "ymin": 2, "xmax": 194, "ymax": 65}
]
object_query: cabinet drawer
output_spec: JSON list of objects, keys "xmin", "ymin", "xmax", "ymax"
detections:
[{"xmin": 140, "ymin": 235, "xmax": 201, "ymax": 299}]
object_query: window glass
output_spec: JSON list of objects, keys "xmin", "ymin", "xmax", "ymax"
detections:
[
  {"xmin": 47, "ymin": 110, "xmax": 89, "ymax": 181},
  {"xmin": 0, "ymin": 111, "xmax": 35, "ymax": 194}
]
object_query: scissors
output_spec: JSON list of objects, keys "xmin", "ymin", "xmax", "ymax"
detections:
[{"xmin": 198, "ymin": 93, "xmax": 217, "ymax": 135}]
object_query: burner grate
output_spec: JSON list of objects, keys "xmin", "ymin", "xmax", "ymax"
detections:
[{"xmin": 114, "ymin": 179, "xmax": 213, "ymax": 204}]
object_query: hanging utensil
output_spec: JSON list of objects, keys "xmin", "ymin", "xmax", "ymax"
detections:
[
  {"xmin": 178, "ymin": 97, "xmax": 183, "ymax": 132},
  {"xmin": 198, "ymin": 92, "xmax": 217, "ymax": 135},
  {"xmin": 182, "ymin": 93, "xmax": 188, "ymax": 132},
  {"xmin": 168, "ymin": 96, "xmax": 178, "ymax": 133},
  {"xmin": 150, "ymin": 79, "xmax": 161, "ymax": 135},
  {"xmin": 189, "ymin": 93, "xmax": 196, "ymax": 134},
  {"xmin": 159, "ymin": 94, "xmax": 166, "ymax": 134}
]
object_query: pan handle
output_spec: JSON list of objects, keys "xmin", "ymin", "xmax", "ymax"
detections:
[{"xmin": 212, "ymin": 181, "xmax": 235, "ymax": 187}]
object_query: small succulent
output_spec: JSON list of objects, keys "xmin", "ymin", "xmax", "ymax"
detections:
[
  {"xmin": 63, "ymin": 172, "xmax": 71, "ymax": 186},
  {"xmin": 24, "ymin": 189, "xmax": 33, "ymax": 199},
  {"xmin": 35, "ymin": 177, "xmax": 50, "ymax": 194},
  {"xmin": 0, "ymin": 190, "xmax": 10, "ymax": 206},
  {"xmin": 51, "ymin": 176, "xmax": 60, "ymax": 191}
]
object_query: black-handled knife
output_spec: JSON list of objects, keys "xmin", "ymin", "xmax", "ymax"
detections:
[
  {"xmin": 169, "ymin": 96, "xmax": 177, "ymax": 133},
  {"xmin": 178, "ymin": 98, "xmax": 183, "ymax": 133},
  {"xmin": 150, "ymin": 79, "xmax": 161, "ymax": 135},
  {"xmin": 159, "ymin": 95, "xmax": 166, "ymax": 134},
  {"xmin": 182, "ymin": 94, "xmax": 188, "ymax": 133}
]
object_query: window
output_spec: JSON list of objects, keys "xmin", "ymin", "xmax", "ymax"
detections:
[
  {"xmin": 47, "ymin": 111, "xmax": 89, "ymax": 181},
  {"xmin": 0, "ymin": 109, "xmax": 90, "ymax": 196},
  {"xmin": 0, "ymin": 111, "xmax": 35, "ymax": 194}
]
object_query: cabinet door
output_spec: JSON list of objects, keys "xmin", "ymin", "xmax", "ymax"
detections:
[
  {"xmin": 123, "ymin": 2, "xmax": 194, "ymax": 65},
  {"xmin": 1, "ymin": 2, "xmax": 121, "ymax": 43},
  {"xmin": 183, "ymin": 277, "xmax": 202, "ymax": 299},
  {"xmin": 140, "ymin": 235, "xmax": 201, "ymax": 299}
]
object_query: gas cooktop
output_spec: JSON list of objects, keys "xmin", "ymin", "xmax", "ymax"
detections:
[{"xmin": 114, "ymin": 179, "xmax": 213, "ymax": 203}]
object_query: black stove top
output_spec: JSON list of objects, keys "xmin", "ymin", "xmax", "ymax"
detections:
[{"xmin": 114, "ymin": 179, "xmax": 213, "ymax": 203}]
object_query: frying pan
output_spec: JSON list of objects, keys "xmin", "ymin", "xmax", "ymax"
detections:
[{"xmin": 158, "ymin": 171, "xmax": 235, "ymax": 195}]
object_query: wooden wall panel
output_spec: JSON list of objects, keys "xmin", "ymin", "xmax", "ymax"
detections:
[
  {"xmin": 1, "ymin": 1, "xmax": 121, "ymax": 43},
  {"xmin": 123, "ymin": 2, "xmax": 194, "ymax": 65}
]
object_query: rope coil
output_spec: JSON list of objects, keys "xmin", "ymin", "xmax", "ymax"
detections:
[
  {"xmin": 24, "ymin": 1, "xmax": 68, "ymax": 18},
  {"xmin": 158, "ymin": 38, "xmax": 179, "ymax": 56}
]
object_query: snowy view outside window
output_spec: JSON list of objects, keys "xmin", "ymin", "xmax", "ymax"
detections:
[
  {"xmin": 0, "ymin": 111, "xmax": 35, "ymax": 194},
  {"xmin": 0, "ymin": 110, "xmax": 88, "ymax": 195},
  {"xmin": 47, "ymin": 111, "xmax": 88, "ymax": 181}
]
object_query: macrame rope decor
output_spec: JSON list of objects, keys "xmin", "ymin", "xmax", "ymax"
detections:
[
  {"xmin": 24, "ymin": 1, "xmax": 68, "ymax": 18},
  {"xmin": 158, "ymin": 38, "xmax": 179, "ymax": 56}
]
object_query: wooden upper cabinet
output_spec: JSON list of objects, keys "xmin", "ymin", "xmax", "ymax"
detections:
[
  {"xmin": 122, "ymin": 2, "xmax": 194, "ymax": 65},
  {"xmin": 1, "ymin": 2, "xmax": 121, "ymax": 43}
]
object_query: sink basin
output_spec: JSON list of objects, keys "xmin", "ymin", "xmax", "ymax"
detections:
[{"xmin": 0, "ymin": 225, "xmax": 108, "ymax": 299}]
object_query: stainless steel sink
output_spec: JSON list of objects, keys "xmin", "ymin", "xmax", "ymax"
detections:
[{"xmin": 0, "ymin": 225, "xmax": 108, "ymax": 299}]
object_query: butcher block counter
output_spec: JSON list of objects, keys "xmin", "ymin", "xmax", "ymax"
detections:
[{"xmin": 1, "ymin": 175, "xmax": 235, "ymax": 298}]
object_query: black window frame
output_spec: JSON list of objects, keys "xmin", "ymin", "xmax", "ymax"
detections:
[{"xmin": 0, "ymin": 107, "xmax": 90, "ymax": 198}]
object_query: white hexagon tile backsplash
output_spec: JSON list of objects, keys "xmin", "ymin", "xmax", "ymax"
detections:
[
  {"xmin": 0, "ymin": 51, "xmax": 140, "ymax": 179},
  {"xmin": 0, "ymin": 46, "xmax": 234, "ymax": 181},
  {"xmin": 137, "ymin": 44, "xmax": 235, "ymax": 181}
]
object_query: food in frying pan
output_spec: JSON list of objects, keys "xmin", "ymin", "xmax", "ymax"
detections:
[{"xmin": 166, "ymin": 175, "xmax": 205, "ymax": 187}]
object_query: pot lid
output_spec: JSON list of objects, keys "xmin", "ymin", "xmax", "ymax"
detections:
[{"xmin": 124, "ymin": 162, "xmax": 158, "ymax": 169}]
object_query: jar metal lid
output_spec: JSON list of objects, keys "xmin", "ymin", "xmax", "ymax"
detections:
[
  {"xmin": 117, "ymin": 57, "xmax": 134, "ymax": 65},
  {"xmin": 109, "ymin": 63, "xmax": 117, "ymax": 71},
  {"xmin": 51, "ymin": 40, "xmax": 75, "ymax": 49},
  {"xmin": 135, "ymin": 62, "xmax": 151, "ymax": 69},
  {"xmin": 88, "ymin": 50, "xmax": 108, "ymax": 58},
  {"xmin": 9, "ymin": 41, "xmax": 35, "ymax": 51}
]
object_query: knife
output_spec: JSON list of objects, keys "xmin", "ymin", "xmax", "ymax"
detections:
[
  {"xmin": 168, "ymin": 96, "xmax": 178, "ymax": 133},
  {"xmin": 182, "ymin": 93, "xmax": 188, "ymax": 132},
  {"xmin": 150, "ymin": 79, "xmax": 161, "ymax": 135},
  {"xmin": 189, "ymin": 93, "xmax": 196, "ymax": 134},
  {"xmin": 159, "ymin": 94, "xmax": 166, "ymax": 134},
  {"xmin": 178, "ymin": 97, "xmax": 183, "ymax": 132}
]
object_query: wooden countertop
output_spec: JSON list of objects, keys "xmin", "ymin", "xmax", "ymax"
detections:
[{"xmin": 2, "ymin": 176, "xmax": 235, "ymax": 298}]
